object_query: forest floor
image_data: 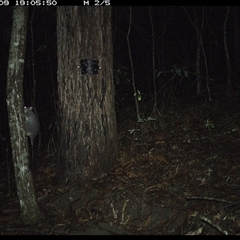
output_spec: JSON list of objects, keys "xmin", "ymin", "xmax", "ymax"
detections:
[{"xmin": 1, "ymin": 94, "xmax": 240, "ymax": 235}]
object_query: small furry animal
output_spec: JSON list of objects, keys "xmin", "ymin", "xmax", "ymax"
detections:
[{"xmin": 24, "ymin": 106, "xmax": 39, "ymax": 146}]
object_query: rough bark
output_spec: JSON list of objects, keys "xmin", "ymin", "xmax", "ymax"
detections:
[
  {"xmin": 57, "ymin": 6, "xmax": 118, "ymax": 181},
  {"xmin": 6, "ymin": 6, "xmax": 43, "ymax": 225}
]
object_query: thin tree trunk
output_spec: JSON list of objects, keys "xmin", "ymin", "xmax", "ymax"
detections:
[
  {"xmin": 127, "ymin": 7, "xmax": 141, "ymax": 122},
  {"xmin": 149, "ymin": 7, "xmax": 157, "ymax": 117},
  {"xmin": 183, "ymin": 6, "xmax": 212, "ymax": 101},
  {"xmin": 223, "ymin": 6, "xmax": 232, "ymax": 95},
  {"xmin": 6, "ymin": 6, "xmax": 43, "ymax": 225},
  {"xmin": 233, "ymin": 6, "xmax": 240, "ymax": 84},
  {"xmin": 196, "ymin": 38, "xmax": 201, "ymax": 96}
]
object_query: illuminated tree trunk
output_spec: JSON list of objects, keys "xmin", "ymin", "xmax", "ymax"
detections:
[
  {"xmin": 6, "ymin": 6, "xmax": 43, "ymax": 225},
  {"xmin": 57, "ymin": 6, "xmax": 118, "ymax": 182}
]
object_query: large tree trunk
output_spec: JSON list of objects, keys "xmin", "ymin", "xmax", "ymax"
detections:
[
  {"xmin": 57, "ymin": 7, "xmax": 118, "ymax": 182},
  {"xmin": 6, "ymin": 6, "xmax": 43, "ymax": 225}
]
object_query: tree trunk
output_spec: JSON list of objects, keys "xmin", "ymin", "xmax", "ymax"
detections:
[
  {"xmin": 233, "ymin": 6, "xmax": 240, "ymax": 85},
  {"xmin": 57, "ymin": 6, "xmax": 118, "ymax": 182},
  {"xmin": 6, "ymin": 6, "xmax": 43, "ymax": 225},
  {"xmin": 223, "ymin": 6, "xmax": 231, "ymax": 95},
  {"xmin": 196, "ymin": 39, "xmax": 201, "ymax": 96}
]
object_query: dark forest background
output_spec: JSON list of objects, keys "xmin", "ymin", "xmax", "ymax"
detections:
[{"xmin": 1, "ymin": 6, "xmax": 239, "ymax": 160}]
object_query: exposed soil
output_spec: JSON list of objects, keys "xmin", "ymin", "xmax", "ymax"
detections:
[{"xmin": 1, "ymin": 96, "xmax": 240, "ymax": 235}]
